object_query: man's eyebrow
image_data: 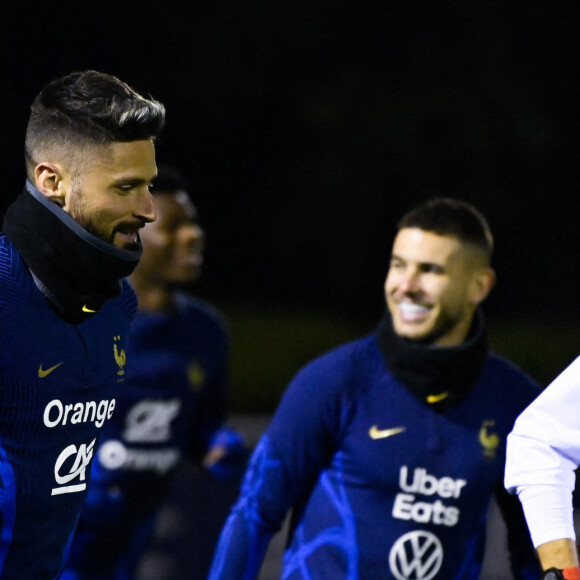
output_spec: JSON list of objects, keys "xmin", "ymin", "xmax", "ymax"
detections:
[
  {"xmin": 112, "ymin": 177, "xmax": 150, "ymax": 187},
  {"xmin": 390, "ymin": 254, "xmax": 444, "ymax": 270}
]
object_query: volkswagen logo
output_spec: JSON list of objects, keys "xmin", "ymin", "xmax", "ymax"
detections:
[{"xmin": 389, "ymin": 530, "xmax": 443, "ymax": 580}]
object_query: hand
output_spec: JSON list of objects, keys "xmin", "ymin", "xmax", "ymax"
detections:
[
  {"xmin": 202, "ymin": 444, "xmax": 227, "ymax": 468},
  {"xmin": 202, "ymin": 427, "xmax": 248, "ymax": 481}
]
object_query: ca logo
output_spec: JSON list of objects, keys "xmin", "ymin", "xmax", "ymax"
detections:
[
  {"xmin": 389, "ymin": 530, "xmax": 443, "ymax": 580},
  {"xmin": 51, "ymin": 438, "xmax": 96, "ymax": 496},
  {"xmin": 122, "ymin": 399, "xmax": 181, "ymax": 443}
]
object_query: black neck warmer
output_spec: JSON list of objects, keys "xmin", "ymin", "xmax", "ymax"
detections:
[
  {"xmin": 376, "ymin": 309, "xmax": 488, "ymax": 411},
  {"xmin": 2, "ymin": 181, "xmax": 142, "ymax": 324}
]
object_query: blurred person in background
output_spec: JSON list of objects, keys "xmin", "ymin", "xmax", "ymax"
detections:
[
  {"xmin": 208, "ymin": 198, "xmax": 541, "ymax": 580},
  {"xmin": 62, "ymin": 165, "xmax": 246, "ymax": 580}
]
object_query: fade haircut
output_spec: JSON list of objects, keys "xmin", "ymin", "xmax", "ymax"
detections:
[
  {"xmin": 397, "ymin": 198, "xmax": 494, "ymax": 264},
  {"xmin": 25, "ymin": 70, "xmax": 166, "ymax": 180}
]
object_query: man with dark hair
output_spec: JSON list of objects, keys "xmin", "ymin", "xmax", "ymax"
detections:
[
  {"xmin": 61, "ymin": 165, "xmax": 246, "ymax": 579},
  {"xmin": 0, "ymin": 70, "xmax": 165, "ymax": 578},
  {"xmin": 209, "ymin": 198, "xmax": 541, "ymax": 579}
]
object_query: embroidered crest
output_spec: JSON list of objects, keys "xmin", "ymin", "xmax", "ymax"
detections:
[
  {"xmin": 113, "ymin": 335, "xmax": 126, "ymax": 377},
  {"xmin": 478, "ymin": 419, "xmax": 500, "ymax": 459}
]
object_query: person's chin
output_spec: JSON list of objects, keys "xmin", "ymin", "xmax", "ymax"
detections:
[{"xmin": 393, "ymin": 318, "xmax": 433, "ymax": 342}]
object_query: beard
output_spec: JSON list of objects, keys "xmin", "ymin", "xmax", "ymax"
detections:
[
  {"xmin": 67, "ymin": 184, "xmax": 142, "ymax": 251},
  {"xmin": 389, "ymin": 295, "xmax": 471, "ymax": 346},
  {"xmin": 414, "ymin": 304, "xmax": 470, "ymax": 345},
  {"xmin": 67, "ymin": 185, "xmax": 112, "ymax": 244}
]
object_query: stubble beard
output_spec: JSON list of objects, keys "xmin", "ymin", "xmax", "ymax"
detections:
[
  {"xmin": 393, "ymin": 304, "xmax": 467, "ymax": 346},
  {"xmin": 67, "ymin": 184, "xmax": 114, "ymax": 245}
]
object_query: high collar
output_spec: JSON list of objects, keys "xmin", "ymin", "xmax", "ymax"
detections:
[
  {"xmin": 376, "ymin": 309, "xmax": 488, "ymax": 411},
  {"xmin": 2, "ymin": 181, "xmax": 142, "ymax": 324}
]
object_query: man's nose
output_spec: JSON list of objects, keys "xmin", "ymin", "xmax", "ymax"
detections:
[
  {"xmin": 135, "ymin": 189, "xmax": 157, "ymax": 223},
  {"xmin": 398, "ymin": 270, "xmax": 420, "ymax": 294}
]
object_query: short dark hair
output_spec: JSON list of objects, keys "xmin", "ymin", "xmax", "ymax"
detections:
[
  {"xmin": 25, "ymin": 70, "xmax": 166, "ymax": 178},
  {"xmin": 398, "ymin": 198, "xmax": 494, "ymax": 262}
]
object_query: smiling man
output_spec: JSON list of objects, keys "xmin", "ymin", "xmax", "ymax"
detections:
[
  {"xmin": 60, "ymin": 140, "xmax": 158, "ymax": 251},
  {"xmin": 0, "ymin": 70, "xmax": 164, "ymax": 579},
  {"xmin": 208, "ymin": 198, "xmax": 541, "ymax": 580}
]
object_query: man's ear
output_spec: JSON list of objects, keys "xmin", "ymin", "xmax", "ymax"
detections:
[
  {"xmin": 34, "ymin": 162, "xmax": 67, "ymax": 207},
  {"xmin": 469, "ymin": 267, "xmax": 497, "ymax": 306}
]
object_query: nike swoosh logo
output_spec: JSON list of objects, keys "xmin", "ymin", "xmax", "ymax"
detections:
[
  {"xmin": 369, "ymin": 425, "xmax": 406, "ymax": 440},
  {"xmin": 426, "ymin": 392, "xmax": 449, "ymax": 404},
  {"xmin": 82, "ymin": 305, "xmax": 96, "ymax": 313},
  {"xmin": 38, "ymin": 362, "xmax": 64, "ymax": 378}
]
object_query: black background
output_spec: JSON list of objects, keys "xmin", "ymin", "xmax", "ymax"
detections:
[
  {"xmin": 2, "ymin": 1, "xmax": 580, "ymax": 327},
  {"xmin": 3, "ymin": 6, "xmax": 580, "ymax": 576}
]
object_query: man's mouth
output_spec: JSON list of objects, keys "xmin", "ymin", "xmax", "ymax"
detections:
[
  {"xmin": 114, "ymin": 228, "xmax": 142, "ymax": 250},
  {"xmin": 397, "ymin": 302, "xmax": 430, "ymax": 322}
]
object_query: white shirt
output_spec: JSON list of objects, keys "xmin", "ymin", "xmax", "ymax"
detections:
[{"xmin": 505, "ymin": 355, "xmax": 580, "ymax": 547}]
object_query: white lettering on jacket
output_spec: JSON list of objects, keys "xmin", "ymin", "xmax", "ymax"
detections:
[
  {"xmin": 98, "ymin": 440, "xmax": 181, "ymax": 475},
  {"xmin": 43, "ymin": 399, "xmax": 116, "ymax": 429},
  {"xmin": 392, "ymin": 466, "xmax": 467, "ymax": 527}
]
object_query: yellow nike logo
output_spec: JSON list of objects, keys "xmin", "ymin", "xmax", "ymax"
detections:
[
  {"xmin": 426, "ymin": 392, "xmax": 449, "ymax": 404},
  {"xmin": 82, "ymin": 305, "xmax": 96, "ymax": 313},
  {"xmin": 38, "ymin": 362, "xmax": 64, "ymax": 378},
  {"xmin": 369, "ymin": 425, "xmax": 406, "ymax": 440}
]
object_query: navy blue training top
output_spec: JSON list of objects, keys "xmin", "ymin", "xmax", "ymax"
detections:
[
  {"xmin": 209, "ymin": 333, "xmax": 540, "ymax": 580},
  {"xmin": 0, "ymin": 233, "xmax": 137, "ymax": 579}
]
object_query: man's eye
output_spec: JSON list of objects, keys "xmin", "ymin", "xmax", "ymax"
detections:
[{"xmin": 422, "ymin": 265, "xmax": 444, "ymax": 274}]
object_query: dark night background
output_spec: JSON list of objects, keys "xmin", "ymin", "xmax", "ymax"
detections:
[
  {"xmin": 2, "ymin": 2, "xmax": 579, "ymax": 405},
  {"xmin": 2, "ymin": 4, "xmax": 580, "ymax": 578}
]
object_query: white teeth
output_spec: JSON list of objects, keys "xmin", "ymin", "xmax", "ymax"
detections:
[
  {"xmin": 399, "ymin": 303, "xmax": 428, "ymax": 314},
  {"xmin": 398, "ymin": 303, "xmax": 429, "ymax": 321}
]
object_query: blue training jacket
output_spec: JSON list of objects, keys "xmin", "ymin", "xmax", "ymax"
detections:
[
  {"xmin": 209, "ymin": 332, "xmax": 540, "ymax": 580},
  {"xmin": 0, "ymin": 233, "xmax": 137, "ymax": 579}
]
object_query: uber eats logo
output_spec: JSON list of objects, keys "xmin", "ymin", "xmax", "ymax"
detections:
[{"xmin": 392, "ymin": 466, "xmax": 466, "ymax": 527}]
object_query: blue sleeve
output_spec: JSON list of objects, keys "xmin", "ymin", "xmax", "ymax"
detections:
[
  {"xmin": 207, "ymin": 437, "xmax": 279, "ymax": 580},
  {"xmin": 208, "ymin": 347, "xmax": 355, "ymax": 580}
]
